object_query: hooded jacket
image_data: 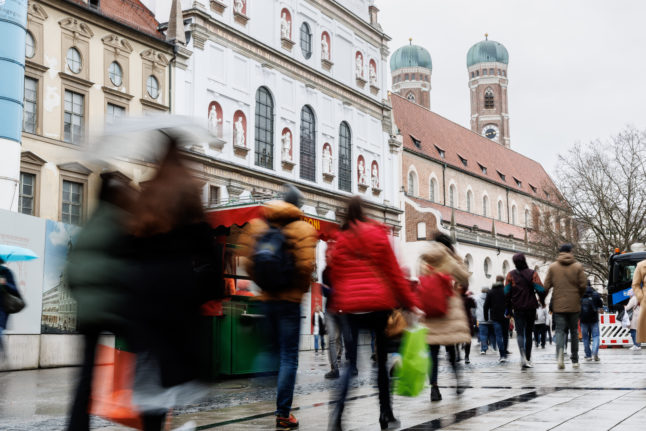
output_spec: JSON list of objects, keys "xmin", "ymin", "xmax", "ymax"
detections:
[
  {"xmin": 484, "ymin": 282, "xmax": 507, "ymax": 322},
  {"xmin": 544, "ymin": 252, "xmax": 587, "ymax": 313},
  {"xmin": 238, "ymin": 200, "xmax": 318, "ymax": 303},
  {"xmin": 327, "ymin": 221, "xmax": 418, "ymax": 313},
  {"xmin": 580, "ymin": 286, "xmax": 603, "ymax": 324},
  {"xmin": 504, "ymin": 270, "xmax": 545, "ymax": 312}
]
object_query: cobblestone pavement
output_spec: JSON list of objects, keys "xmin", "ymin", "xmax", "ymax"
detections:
[{"xmin": 1, "ymin": 340, "xmax": 646, "ymax": 430}]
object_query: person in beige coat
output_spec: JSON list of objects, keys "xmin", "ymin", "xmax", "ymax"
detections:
[
  {"xmin": 630, "ymin": 259, "xmax": 646, "ymax": 345},
  {"xmin": 418, "ymin": 233, "xmax": 471, "ymax": 402}
]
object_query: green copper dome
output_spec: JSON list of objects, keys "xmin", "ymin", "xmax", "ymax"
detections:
[
  {"xmin": 466, "ymin": 38, "xmax": 509, "ymax": 67},
  {"xmin": 390, "ymin": 42, "xmax": 432, "ymax": 72}
]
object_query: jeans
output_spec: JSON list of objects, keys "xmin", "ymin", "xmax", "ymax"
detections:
[
  {"xmin": 630, "ymin": 329, "xmax": 639, "ymax": 347},
  {"xmin": 502, "ymin": 317, "xmax": 510, "ymax": 352},
  {"xmin": 513, "ymin": 310, "xmax": 536, "ymax": 361},
  {"xmin": 332, "ymin": 311, "xmax": 390, "ymax": 423},
  {"xmin": 263, "ymin": 301, "xmax": 301, "ymax": 417},
  {"xmin": 479, "ymin": 324, "xmax": 490, "ymax": 352},
  {"xmin": 580, "ymin": 322, "xmax": 600, "ymax": 358},
  {"xmin": 314, "ymin": 334, "xmax": 325, "ymax": 351},
  {"xmin": 492, "ymin": 320, "xmax": 507, "ymax": 358},
  {"xmin": 429, "ymin": 344, "xmax": 458, "ymax": 385},
  {"xmin": 326, "ymin": 313, "xmax": 343, "ymax": 370},
  {"xmin": 554, "ymin": 312, "xmax": 580, "ymax": 363},
  {"xmin": 534, "ymin": 323, "xmax": 547, "ymax": 347}
]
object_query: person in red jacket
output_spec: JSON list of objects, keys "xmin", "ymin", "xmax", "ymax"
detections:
[{"xmin": 327, "ymin": 196, "xmax": 421, "ymax": 430}]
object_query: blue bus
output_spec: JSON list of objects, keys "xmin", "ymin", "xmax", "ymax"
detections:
[{"xmin": 607, "ymin": 252, "xmax": 646, "ymax": 312}]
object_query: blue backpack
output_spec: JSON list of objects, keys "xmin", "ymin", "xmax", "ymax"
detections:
[{"xmin": 252, "ymin": 226, "xmax": 294, "ymax": 294}]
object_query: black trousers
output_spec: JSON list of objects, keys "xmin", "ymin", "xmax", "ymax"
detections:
[
  {"xmin": 332, "ymin": 311, "xmax": 391, "ymax": 423},
  {"xmin": 534, "ymin": 323, "xmax": 547, "ymax": 347},
  {"xmin": 429, "ymin": 344, "xmax": 457, "ymax": 385},
  {"xmin": 66, "ymin": 331, "xmax": 100, "ymax": 431}
]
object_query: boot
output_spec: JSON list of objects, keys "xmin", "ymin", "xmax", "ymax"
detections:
[
  {"xmin": 557, "ymin": 350, "xmax": 565, "ymax": 370},
  {"xmin": 430, "ymin": 385, "xmax": 442, "ymax": 401}
]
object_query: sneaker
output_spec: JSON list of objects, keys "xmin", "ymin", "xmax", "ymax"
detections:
[
  {"xmin": 572, "ymin": 362, "xmax": 580, "ymax": 369},
  {"xmin": 526, "ymin": 361, "xmax": 534, "ymax": 368},
  {"xmin": 498, "ymin": 357, "xmax": 507, "ymax": 363},
  {"xmin": 631, "ymin": 345, "xmax": 641, "ymax": 351},
  {"xmin": 276, "ymin": 414, "xmax": 299, "ymax": 430},
  {"xmin": 465, "ymin": 358, "xmax": 470, "ymax": 364},
  {"xmin": 594, "ymin": 355, "xmax": 600, "ymax": 362},
  {"xmin": 325, "ymin": 369, "xmax": 339, "ymax": 379},
  {"xmin": 557, "ymin": 352, "xmax": 565, "ymax": 370},
  {"xmin": 480, "ymin": 351, "xmax": 486, "ymax": 355},
  {"xmin": 585, "ymin": 357, "xmax": 592, "ymax": 361}
]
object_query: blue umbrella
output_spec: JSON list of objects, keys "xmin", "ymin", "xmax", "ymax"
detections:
[{"xmin": 0, "ymin": 244, "xmax": 39, "ymax": 262}]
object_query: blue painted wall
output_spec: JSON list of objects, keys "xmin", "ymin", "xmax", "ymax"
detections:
[{"xmin": 0, "ymin": 0, "xmax": 28, "ymax": 143}]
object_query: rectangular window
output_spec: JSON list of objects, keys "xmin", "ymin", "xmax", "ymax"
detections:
[
  {"xmin": 209, "ymin": 185, "xmax": 220, "ymax": 206},
  {"xmin": 64, "ymin": 90, "xmax": 84, "ymax": 144},
  {"xmin": 471, "ymin": 71, "xmax": 474, "ymax": 78},
  {"xmin": 475, "ymin": 70, "xmax": 479, "ymax": 77},
  {"xmin": 106, "ymin": 103, "xmax": 125, "ymax": 124},
  {"xmin": 489, "ymin": 68, "xmax": 494, "ymax": 75},
  {"xmin": 23, "ymin": 77, "xmax": 37, "ymax": 134},
  {"xmin": 404, "ymin": 74, "xmax": 409, "ymax": 80},
  {"xmin": 62, "ymin": 180, "xmax": 83, "ymax": 225},
  {"xmin": 483, "ymin": 69, "xmax": 487, "ymax": 76},
  {"xmin": 18, "ymin": 172, "xmax": 35, "ymax": 215}
]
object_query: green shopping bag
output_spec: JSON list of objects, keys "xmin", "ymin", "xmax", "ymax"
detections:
[{"xmin": 394, "ymin": 326, "xmax": 430, "ymax": 397}]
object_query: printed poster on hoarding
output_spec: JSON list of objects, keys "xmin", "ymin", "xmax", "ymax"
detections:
[
  {"xmin": 41, "ymin": 219, "xmax": 79, "ymax": 334},
  {"xmin": 0, "ymin": 209, "xmax": 46, "ymax": 335}
]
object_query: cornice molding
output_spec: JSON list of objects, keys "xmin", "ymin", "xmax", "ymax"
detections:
[
  {"xmin": 28, "ymin": 1, "xmax": 48, "ymax": 21},
  {"xmin": 59, "ymin": 72, "xmax": 94, "ymax": 88},
  {"xmin": 102, "ymin": 34, "xmax": 134, "ymax": 54},
  {"xmin": 59, "ymin": 16, "xmax": 94, "ymax": 39}
]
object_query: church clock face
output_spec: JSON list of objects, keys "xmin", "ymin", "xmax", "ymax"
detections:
[{"xmin": 482, "ymin": 124, "xmax": 499, "ymax": 141}]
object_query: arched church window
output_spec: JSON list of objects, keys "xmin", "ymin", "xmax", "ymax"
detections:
[
  {"xmin": 512, "ymin": 205, "xmax": 517, "ymax": 225},
  {"xmin": 299, "ymin": 105, "xmax": 316, "ymax": 181},
  {"xmin": 525, "ymin": 209, "xmax": 530, "ymax": 228},
  {"xmin": 497, "ymin": 200, "xmax": 503, "ymax": 221},
  {"xmin": 406, "ymin": 92, "xmax": 416, "ymax": 102},
  {"xmin": 430, "ymin": 178, "xmax": 437, "ymax": 202},
  {"xmin": 466, "ymin": 190, "xmax": 473, "ymax": 212},
  {"xmin": 449, "ymin": 185, "xmax": 456, "ymax": 208},
  {"xmin": 408, "ymin": 170, "xmax": 417, "ymax": 196},
  {"xmin": 254, "ymin": 87, "xmax": 274, "ymax": 169},
  {"xmin": 485, "ymin": 88, "xmax": 494, "ymax": 109},
  {"xmin": 339, "ymin": 122, "xmax": 352, "ymax": 192},
  {"xmin": 482, "ymin": 195, "xmax": 489, "ymax": 217}
]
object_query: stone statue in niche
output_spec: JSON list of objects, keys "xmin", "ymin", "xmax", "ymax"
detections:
[
  {"xmin": 281, "ymin": 129, "xmax": 292, "ymax": 161},
  {"xmin": 371, "ymin": 162, "xmax": 379, "ymax": 188},
  {"xmin": 355, "ymin": 54, "xmax": 363, "ymax": 78},
  {"xmin": 322, "ymin": 144, "xmax": 333, "ymax": 174},
  {"xmin": 234, "ymin": 116, "xmax": 245, "ymax": 148},
  {"xmin": 208, "ymin": 105, "xmax": 222, "ymax": 136},
  {"xmin": 233, "ymin": 0, "xmax": 245, "ymax": 14},
  {"xmin": 280, "ymin": 11, "xmax": 290, "ymax": 39},
  {"xmin": 369, "ymin": 62, "xmax": 377, "ymax": 85},
  {"xmin": 358, "ymin": 158, "xmax": 367, "ymax": 185},
  {"xmin": 321, "ymin": 35, "xmax": 329, "ymax": 60}
]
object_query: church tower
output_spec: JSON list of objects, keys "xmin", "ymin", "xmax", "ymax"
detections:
[
  {"xmin": 467, "ymin": 35, "xmax": 510, "ymax": 147},
  {"xmin": 390, "ymin": 39, "xmax": 432, "ymax": 109}
]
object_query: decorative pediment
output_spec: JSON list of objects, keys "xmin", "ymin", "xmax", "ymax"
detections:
[
  {"xmin": 21, "ymin": 151, "xmax": 47, "ymax": 166},
  {"xmin": 100, "ymin": 170, "xmax": 132, "ymax": 184},
  {"xmin": 140, "ymin": 49, "xmax": 169, "ymax": 68},
  {"xmin": 58, "ymin": 162, "xmax": 92, "ymax": 175},
  {"xmin": 28, "ymin": 1, "xmax": 48, "ymax": 21},
  {"xmin": 102, "ymin": 34, "xmax": 133, "ymax": 54},
  {"xmin": 59, "ymin": 17, "xmax": 94, "ymax": 39}
]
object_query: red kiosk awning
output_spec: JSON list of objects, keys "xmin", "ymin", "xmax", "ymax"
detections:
[{"xmin": 206, "ymin": 204, "xmax": 339, "ymax": 240}]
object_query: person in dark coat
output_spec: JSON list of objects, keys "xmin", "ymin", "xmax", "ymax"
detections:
[
  {"xmin": 484, "ymin": 276, "xmax": 508, "ymax": 362},
  {"xmin": 505, "ymin": 253, "xmax": 545, "ymax": 369},
  {"xmin": 0, "ymin": 258, "xmax": 19, "ymax": 357},
  {"xmin": 580, "ymin": 282, "xmax": 603, "ymax": 361},
  {"xmin": 460, "ymin": 288, "xmax": 476, "ymax": 364}
]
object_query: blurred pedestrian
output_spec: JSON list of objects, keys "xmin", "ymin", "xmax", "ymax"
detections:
[
  {"xmin": 505, "ymin": 253, "xmax": 545, "ymax": 369},
  {"xmin": 625, "ymin": 293, "xmax": 641, "ymax": 350},
  {"xmin": 475, "ymin": 287, "xmax": 492, "ymax": 355},
  {"xmin": 580, "ymin": 282, "xmax": 603, "ymax": 360},
  {"xmin": 0, "ymin": 258, "xmax": 20, "ymax": 358},
  {"xmin": 630, "ymin": 258, "xmax": 646, "ymax": 348},
  {"xmin": 418, "ymin": 232, "xmax": 471, "ymax": 402},
  {"xmin": 484, "ymin": 276, "xmax": 508, "ymax": 362},
  {"xmin": 461, "ymin": 288, "xmax": 476, "ymax": 364},
  {"xmin": 544, "ymin": 244, "xmax": 587, "ymax": 369},
  {"xmin": 322, "ymin": 267, "xmax": 343, "ymax": 379},
  {"xmin": 128, "ymin": 138, "xmax": 223, "ymax": 431},
  {"xmin": 239, "ymin": 185, "xmax": 317, "ymax": 430},
  {"xmin": 534, "ymin": 300, "xmax": 549, "ymax": 349},
  {"xmin": 327, "ymin": 196, "xmax": 421, "ymax": 430},
  {"xmin": 65, "ymin": 175, "xmax": 137, "ymax": 431},
  {"xmin": 313, "ymin": 305, "xmax": 326, "ymax": 353}
]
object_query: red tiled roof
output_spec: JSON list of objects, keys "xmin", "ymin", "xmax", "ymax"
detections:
[
  {"xmin": 409, "ymin": 196, "xmax": 526, "ymax": 240},
  {"xmin": 68, "ymin": 0, "xmax": 163, "ymax": 38},
  {"xmin": 391, "ymin": 93, "xmax": 557, "ymax": 201}
]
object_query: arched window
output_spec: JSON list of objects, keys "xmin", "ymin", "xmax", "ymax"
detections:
[
  {"xmin": 449, "ymin": 185, "xmax": 456, "ymax": 208},
  {"xmin": 525, "ymin": 209, "xmax": 530, "ymax": 228},
  {"xmin": 484, "ymin": 87, "xmax": 494, "ymax": 109},
  {"xmin": 430, "ymin": 178, "xmax": 437, "ymax": 202},
  {"xmin": 299, "ymin": 105, "xmax": 316, "ymax": 181},
  {"xmin": 484, "ymin": 257, "xmax": 492, "ymax": 278},
  {"xmin": 483, "ymin": 195, "xmax": 489, "ymax": 217},
  {"xmin": 254, "ymin": 87, "xmax": 274, "ymax": 169},
  {"xmin": 497, "ymin": 200, "xmax": 503, "ymax": 221},
  {"xmin": 511, "ymin": 205, "xmax": 517, "ymax": 225},
  {"xmin": 339, "ymin": 122, "xmax": 352, "ymax": 192},
  {"xmin": 408, "ymin": 170, "xmax": 417, "ymax": 195},
  {"xmin": 502, "ymin": 260, "xmax": 510, "ymax": 275},
  {"xmin": 466, "ymin": 190, "xmax": 473, "ymax": 213},
  {"xmin": 464, "ymin": 254, "xmax": 473, "ymax": 272},
  {"xmin": 300, "ymin": 22, "xmax": 312, "ymax": 59},
  {"xmin": 406, "ymin": 92, "xmax": 415, "ymax": 102}
]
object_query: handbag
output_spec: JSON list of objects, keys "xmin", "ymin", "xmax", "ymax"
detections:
[
  {"xmin": 417, "ymin": 273, "xmax": 453, "ymax": 318},
  {"xmin": 1, "ymin": 285, "xmax": 25, "ymax": 314},
  {"xmin": 385, "ymin": 309, "xmax": 407, "ymax": 338}
]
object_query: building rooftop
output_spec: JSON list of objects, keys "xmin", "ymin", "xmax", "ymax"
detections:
[
  {"xmin": 390, "ymin": 41, "xmax": 432, "ymax": 71},
  {"xmin": 466, "ymin": 37, "xmax": 509, "ymax": 67}
]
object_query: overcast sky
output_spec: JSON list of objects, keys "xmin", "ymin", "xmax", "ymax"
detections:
[{"xmin": 376, "ymin": 0, "xmax": 646, "ymax": 175}]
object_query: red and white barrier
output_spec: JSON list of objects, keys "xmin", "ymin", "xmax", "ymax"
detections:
[{"xmin": 599, "ymin": 313, "xmax": 633, "ymax": 348}]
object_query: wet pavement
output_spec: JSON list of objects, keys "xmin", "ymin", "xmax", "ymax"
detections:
[{"xmin": 1, "ymin": 340, "xmax": 646, "ymax": 430}]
